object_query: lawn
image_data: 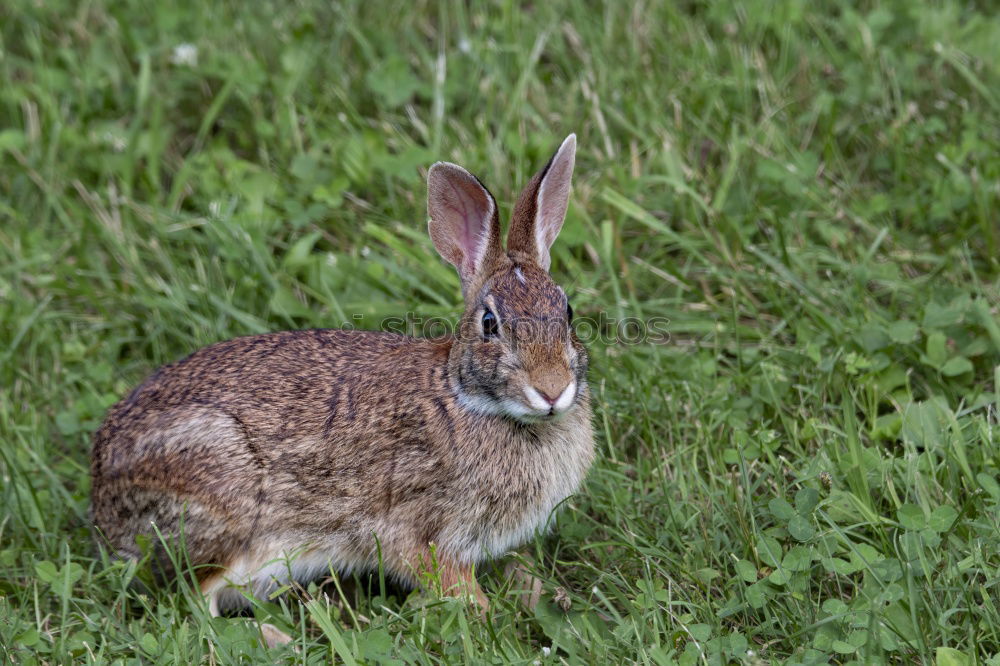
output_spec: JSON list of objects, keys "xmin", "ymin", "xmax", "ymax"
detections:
[{"xmin": 1, "ymin": 0, "xmax": 999, "ymax": 663}]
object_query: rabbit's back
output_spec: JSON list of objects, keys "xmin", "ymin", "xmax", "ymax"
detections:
[{"xmin": 90, "ymin": 329, "xmax": 455, "ymax": 577}]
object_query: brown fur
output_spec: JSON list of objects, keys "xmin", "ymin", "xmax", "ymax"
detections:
[{"xmin": 90, "ymin": 136, "xmax": 594, "ymax": 612}]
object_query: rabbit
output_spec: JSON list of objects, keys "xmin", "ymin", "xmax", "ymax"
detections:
[{"xmin": 90, "ymin": 134, "xmax": 594, "ymax": 639}]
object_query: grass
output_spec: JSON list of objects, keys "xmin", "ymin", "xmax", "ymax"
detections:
[{"xmin": 1, "ymin": 0, "xmax": 998, "ymax": 663}]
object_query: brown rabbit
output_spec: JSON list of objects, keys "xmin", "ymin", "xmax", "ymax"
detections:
[{"xmin": 90, "ymin": 134, "xmax": 594, "ymax": 639}]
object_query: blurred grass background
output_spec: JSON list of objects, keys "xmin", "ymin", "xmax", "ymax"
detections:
[{"xmin": 1, "ymin": 0, "xmax": 998, "ymax": 663}]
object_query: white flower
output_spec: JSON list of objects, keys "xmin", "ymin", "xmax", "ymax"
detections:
[
  {"xmin": 103, "ymin": 131, "xmax": 127, "ymax": 152},
  {"xmin": 541, "ymin": 646, "xmax": 551, "ymax": 656},
  {"xmin": 170, "ymin": 43, "xmax": 198, "ymax": 67}
]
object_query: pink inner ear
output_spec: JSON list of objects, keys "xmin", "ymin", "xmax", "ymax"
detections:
[
  {"xmin": 533, "ymin": 135, "xmax": 576, "ymax": 269},
  {"xmin": 442, "ymin": 178, "xmax": 484, "ymax": 275},
  {"xmin": 427, "ymin": 162, "xmax": 495, "ymax": 280}
]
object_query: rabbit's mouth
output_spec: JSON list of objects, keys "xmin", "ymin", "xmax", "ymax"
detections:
[
  {"xmin": 522, "ymin": 380, "xmax": 576, "ymax": 416},
  {"xmin": 497, "ymin": 379, "xmax": 578, "ymax": 423}
]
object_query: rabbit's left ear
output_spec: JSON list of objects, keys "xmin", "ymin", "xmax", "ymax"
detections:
[
  {"xmin": 427, "ymin": 162, "xmax": 504, "ymax": 294},
  {"xmin": 507, "ymin": 134, "xmax": 576, "ymax": 271}
]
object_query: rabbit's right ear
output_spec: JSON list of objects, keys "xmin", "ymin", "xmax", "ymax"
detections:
[
  {"xmin": 427, "ymin": 162, "xmax": 503, "ymax": 292},
  {"xmin": 507, "ymin": 134, "xmax": 576, "ymax": 271}
]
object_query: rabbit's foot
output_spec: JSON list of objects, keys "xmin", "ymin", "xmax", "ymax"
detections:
[
  {"xmin": 406, "ymin": 548, "xmax": 489, "ymax": 616},
  {"xmin": 436, "ymin": 562, "xmax": 489, "ymax": 614},
  {"xmin": 259, "ymin": 622, "xmax": 293, "ymax": 649},
  {"xmin": 503, "ymin": 557, "xmax": 543, "ymax": 611},
  {"xmin": 202, "ymin": 574, "xmax": 293, "ymax": 649}
]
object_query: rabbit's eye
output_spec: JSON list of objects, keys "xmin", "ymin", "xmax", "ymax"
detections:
[
  {"xmin": 566, "ymin": 302, "xmax": 574, "ymax": 322},
  {"xmin": 482, "ymin": 309, "xmax": 499, "ymax": 338}
]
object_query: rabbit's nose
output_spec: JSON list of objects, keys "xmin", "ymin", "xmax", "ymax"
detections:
[
  {"xmin": 534, "ymin": 388, "xmax": 560, "ymax": 405},
  {"xmin": 530, "ymin": 374, "xmax": 570, "ymax": 404}
]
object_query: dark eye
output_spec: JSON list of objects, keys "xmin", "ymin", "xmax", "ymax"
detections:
[
  {"xmin": 482, "ymin": 309, "xmax": 499, "ymax": 338},
  {"xmin": 566, "ymin": 302, "xmax": 574, "ymax": 322}
]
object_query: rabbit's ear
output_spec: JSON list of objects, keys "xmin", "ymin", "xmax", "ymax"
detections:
[
  {"xmin": 507, "ymin": 134, "xmax": 576, "ymax": 271},
  {"xmin": 427, "ymin": 162, "xmax": 503, "ymax": 291}
]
